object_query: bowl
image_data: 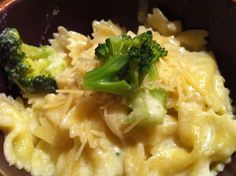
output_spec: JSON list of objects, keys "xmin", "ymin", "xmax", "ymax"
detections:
[{"xmin": 0, "ymin": 0, "xmax": 236, "ymax": 175}]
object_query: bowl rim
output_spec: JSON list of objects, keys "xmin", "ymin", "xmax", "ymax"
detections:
[{"xmin": 0, "ymin": 0, "xmax": 17, "ymax": 11}]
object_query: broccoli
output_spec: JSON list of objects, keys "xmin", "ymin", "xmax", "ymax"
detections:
[
  {"xmin": 84, "ymin": 31, "xmax": 167, "ymax": 95},
  {"xmin": 126, "ymin": 87, "xmax": 168, "ymax": 126},
  {"xmin": 84, "ymin": 31, "xmax": 168, "ymax": 126},
  {"xmin": 0, "ymin": 28, "xmax": 67, "ymax": 93}
]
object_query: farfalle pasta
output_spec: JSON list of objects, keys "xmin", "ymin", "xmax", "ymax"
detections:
[{"xmin": 0, "ymin": 9, "xmax": 236, "ymax": 176}]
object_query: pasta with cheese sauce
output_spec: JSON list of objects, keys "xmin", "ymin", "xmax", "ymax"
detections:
[{"xmin": 0, "ymin": 8, "xmax": 236, "ymax": 176}]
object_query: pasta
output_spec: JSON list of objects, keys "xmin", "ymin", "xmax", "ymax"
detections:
[{"xmin": 0, "ymin": 8, "xmax": 236, "ymax": 176}]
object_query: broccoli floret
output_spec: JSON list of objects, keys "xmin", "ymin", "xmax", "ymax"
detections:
[
  {"xmin": 84, "ymin": 31, "xmax": 167, "ymax": 95},
  {"xmin": 84, "ymin": 31, "xmax": 168, "ymax": 127},
  {"xmin": 126, "ymin": 88, "xmax": 168, "ymax": 126},
  {"xmin": 0, "ymin": 28, "xmax": 66, "ymax": 93}
]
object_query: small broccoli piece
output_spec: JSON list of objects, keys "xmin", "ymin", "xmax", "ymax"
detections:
[
  {"xmin": 84, "ymin": 31, "xmax": 167, "ymax": 95},
  {"xmin": 126, "ymin": 88, "xmax": 168, "ymax": 126},
  {"xmin": 0, "ymin": 28, "xmax": 66, "ymax": 93}
]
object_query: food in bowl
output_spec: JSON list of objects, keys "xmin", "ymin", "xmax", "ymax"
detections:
[{"xmin": 0, "ymin": 8, "xmax": 235, "ymax": 176}]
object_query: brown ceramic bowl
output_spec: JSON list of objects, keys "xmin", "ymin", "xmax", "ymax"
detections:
[{"xmin": 0, "ymin": 0, "xmax": 236, "ymax": 175}]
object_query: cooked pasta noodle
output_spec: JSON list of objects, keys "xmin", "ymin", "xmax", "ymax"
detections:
[{"xmin": 0, "ymin": 8, "xmax": 236, "ymax": 176}]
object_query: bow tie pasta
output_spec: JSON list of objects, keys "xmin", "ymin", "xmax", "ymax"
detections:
[{"xmin": 0, "ymin": 8, "xmax": 236, "ymax": 176}]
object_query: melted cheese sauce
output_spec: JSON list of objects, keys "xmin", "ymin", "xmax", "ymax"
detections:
[{"xmin": 0, "ymin": 9, "xmax": 236, "ymax": 176}]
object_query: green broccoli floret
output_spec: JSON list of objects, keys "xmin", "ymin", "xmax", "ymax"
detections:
[
  {"xmin": 0, "ymin": 28, "xmax": 67, "ymax": 93},
  {"xmin": 84, "ymin": 31, "xmax": 167, "ymax": 95},
  {"xmin": 84, "ymin": 31, "xmax": 168, "ymax": 127}
]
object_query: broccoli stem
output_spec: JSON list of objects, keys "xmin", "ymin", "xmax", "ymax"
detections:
[
  {"xmin": 84, "ymin": 80, "xmax": 131, "ymax": 95},
  {"xmin": 148, "ymin": 64, "xmax": 158, "ymax": 80},
  {"xmin": 128, "ymin": 60, "xmax": 141, "ymax": 91},
  {"xmin": 84, "ymin": 54, "xmax": 132, "ymax": 95}
]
